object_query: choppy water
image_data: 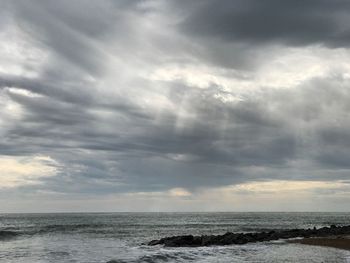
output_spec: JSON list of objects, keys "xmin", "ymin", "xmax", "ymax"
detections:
[{"xmin": 1, "ymin": 212, "xmax": 350, "ymax": 262}]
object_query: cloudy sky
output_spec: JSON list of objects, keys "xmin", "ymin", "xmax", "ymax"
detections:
[{"xmin": 1, "ymin": 0, "xmax": 350, "ymax": 212}]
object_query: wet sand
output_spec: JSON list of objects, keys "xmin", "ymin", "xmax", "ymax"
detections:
[{"xmin": 291, "ymin": 236, "xmax": 350, "ymax": 251}]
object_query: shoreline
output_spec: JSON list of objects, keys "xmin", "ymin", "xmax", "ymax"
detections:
[{"xmin": 290, "ymin": 235, "xmax": 350, "ymax": 251}]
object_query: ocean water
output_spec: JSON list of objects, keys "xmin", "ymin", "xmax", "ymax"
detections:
[{"xmin": 1, "ymin": 212, "xmax": 350, "ymax": 262}]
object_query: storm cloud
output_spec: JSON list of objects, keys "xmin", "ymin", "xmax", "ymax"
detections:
[
  {"xmin": 178, "ymin": 0, "xmax": 350, "ymax": 47},
  {"xmin": 1, "ymin": 0, "xmax": 350, "ymax": 211}
]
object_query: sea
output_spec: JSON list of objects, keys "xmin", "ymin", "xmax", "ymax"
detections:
[{"xmin": 1, "ymin": 212, "xmax": 350, "ymax": 263}]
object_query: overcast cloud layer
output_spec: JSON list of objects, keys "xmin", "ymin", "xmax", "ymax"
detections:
[{"xmin": 1, "ymin": 0, "xmax": 350, "ymax": 212}]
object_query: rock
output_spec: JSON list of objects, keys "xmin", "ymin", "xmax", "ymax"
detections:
[
  {"xmin": 147, "ymin": 224, "xmax": 350, "ymax": 247},
  {"xmin": 235, "ymin": 235, "xmax": 249, "ymax": 244},
  {"xmin": 152, "ymin": 235, "xmax": 202, "ymax": 247},
  {"xmin": 201, "ymin": 235, "xmax": 213, "ymax": 246}
]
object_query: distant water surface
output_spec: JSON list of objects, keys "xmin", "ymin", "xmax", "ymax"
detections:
[{"xmin": 1, "ymin": 212, "xmax": 350, "ymax": 262}]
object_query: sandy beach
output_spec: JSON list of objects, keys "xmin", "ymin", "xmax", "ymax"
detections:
[{"xmin": 291, "ymin": 236, "xmax": 350, "ymax": 251}]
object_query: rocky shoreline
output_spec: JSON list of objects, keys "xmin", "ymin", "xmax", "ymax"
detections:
[{"xmin": 148, "ymin": 225, "xmax": 350, "ymax": 247}]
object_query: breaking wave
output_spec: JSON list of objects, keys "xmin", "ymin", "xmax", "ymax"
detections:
[{"xmin": 0, "ymin": 230, "xmax": 18, "ymax": 240}]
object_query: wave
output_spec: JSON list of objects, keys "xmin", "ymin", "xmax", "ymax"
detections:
[
  {"xmin": 0, "ymin": 230, "xmax": 18, "ymax": 240},
  {"xmin": 1, "ymin": 223, "xmax": 116, "ymax": 238},
  {"xmin": 106, "ymin": 250, "xmax": 201, "ymax": 263},
  {"xmin": 36, "ymin": 223, "xmax": 109, "ymax": 233}
]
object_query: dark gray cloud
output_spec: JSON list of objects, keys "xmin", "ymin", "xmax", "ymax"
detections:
[
  {"xmin": 165, "ymin": 0, "xmax": 350, "ymax": 71},
  {"xmin": 1, "ymin": 0, "xmax": 350, "ymax": 204},
  {"xmin": 177, "ymin": 0, "xmax": 350, "ymax": 48}
]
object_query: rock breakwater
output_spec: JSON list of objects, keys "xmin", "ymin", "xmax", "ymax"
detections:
[{"xmin": 148, "ymin": 225, "xmax": 350, "ymax": 247}]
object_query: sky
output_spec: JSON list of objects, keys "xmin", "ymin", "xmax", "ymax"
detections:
[{"xmin": 1, "ymin": 0, "xmax": 350, "ymax": 212}]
